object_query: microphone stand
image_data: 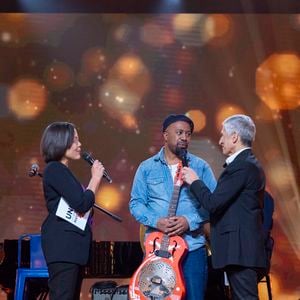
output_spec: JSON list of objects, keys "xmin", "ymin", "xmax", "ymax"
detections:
[
  {"xmin": 93, "ymin": 204, "xmax": 122, "ymax": 222},
  {"xmin": 29, "ymin": 171, "xmax": 122, "ymax": 222}
]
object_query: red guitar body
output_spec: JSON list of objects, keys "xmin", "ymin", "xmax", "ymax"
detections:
[
  {"xmin": 129, "ymin": 231, "xmax": 188, "ymax": 300},
  {"xmin": 129, "ymin": 159, "xmax": 189, "ymax": 300}
]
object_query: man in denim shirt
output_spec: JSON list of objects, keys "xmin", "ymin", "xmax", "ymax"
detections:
[{"xmin": 129, "ymin": 114, "xmax": 216, "ymax": 299}]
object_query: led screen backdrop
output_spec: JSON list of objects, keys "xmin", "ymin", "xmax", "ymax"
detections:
[{"xmin": 0, "ymin": 14, "xmax": 299, "ymax": 298}]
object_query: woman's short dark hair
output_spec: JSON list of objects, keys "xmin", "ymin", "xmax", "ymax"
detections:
[{"xmin": 40, "ymin": 122, "xmax": 76, "ymax": 163}]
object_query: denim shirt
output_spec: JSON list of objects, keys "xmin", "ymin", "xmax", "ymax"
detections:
[{"xmin": 129, "ymin": 147, "xmax": 217, "ymax": 251}]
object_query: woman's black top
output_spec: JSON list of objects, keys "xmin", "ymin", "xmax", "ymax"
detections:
[{"xmin": 41, "ymin": 161, "xmax": 95, "ymax": 265}]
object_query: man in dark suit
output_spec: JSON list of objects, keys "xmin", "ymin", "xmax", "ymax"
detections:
[{"xmin": 182, "ymin": 114, "xmax": 266, "ymax": 300}]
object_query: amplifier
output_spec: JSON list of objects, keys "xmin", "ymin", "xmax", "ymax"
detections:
[{"xmin": 91, "ymin": 281, "xmax": 128, "ymax": 300}]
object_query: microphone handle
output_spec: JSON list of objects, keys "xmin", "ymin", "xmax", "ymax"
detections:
[
  {"xmin": 85, "ymin": 155, "xmax": 112, "ymax": 183},
  {"xmin": 182, "ymin": 155, "xmax": 188, "ymax": 167}
]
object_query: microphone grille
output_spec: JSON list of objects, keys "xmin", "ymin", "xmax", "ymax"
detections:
[
  {"xmin": 81, "ymin": 151, "xmax": 94, "ymax": 165},
  {"xmin": 81, "ymin": 151, "xmax": 89, "ymax": 160},
  {"xmin": 31, "ymin": 163, "xmax": 39, "ymax": 170}
]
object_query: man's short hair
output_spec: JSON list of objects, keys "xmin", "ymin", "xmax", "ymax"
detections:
[{"xmin": 223, "ymin": 114, "xmax": 256, "ymax": 147}]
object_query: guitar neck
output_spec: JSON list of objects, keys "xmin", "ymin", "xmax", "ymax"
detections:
[
  {"xmin": 168, "ymin": 185, "xmax": 181, "ymax": 217},
  {"xmin": 159, "ymin": 163, "xmax": 183, "ymax": 254},
  {"xmin": 159, "ymin": 185, "xmax": 181, "ymax": 253}
]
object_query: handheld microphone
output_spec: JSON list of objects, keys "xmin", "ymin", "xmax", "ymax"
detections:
[
  {"xmin": 81, "ymin": 151, "xmax": 113, "ymax": 183},
  {"xmin": 28, "ymin": 163, "xmax": 40, "ymax": 177},
  {"xmin": 176, "ymin": 148, "xmax": 188, "ymax": 167}
]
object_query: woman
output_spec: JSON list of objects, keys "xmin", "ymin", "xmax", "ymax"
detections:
[{"xmin": 40, "ymin": 122, "xmax": 104, "ymax": 300}]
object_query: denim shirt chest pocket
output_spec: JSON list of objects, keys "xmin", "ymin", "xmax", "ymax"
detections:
[{"xmin": 146, "ymin": 177, "xmax": 166, "ymax": 199}]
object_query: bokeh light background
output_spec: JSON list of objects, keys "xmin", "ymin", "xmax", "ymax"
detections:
[{"xmin": 0, "ymin": 14, "xmax": 299, "ymax": 298}]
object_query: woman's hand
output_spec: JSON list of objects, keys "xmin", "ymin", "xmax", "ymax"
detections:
[
  {"xmin": 87, "ymin": 160, "xmax": 105, "ymax": 194},
  {"xmin": 91, "ymin": 159, "xmax": 105, "ymax": 180}
]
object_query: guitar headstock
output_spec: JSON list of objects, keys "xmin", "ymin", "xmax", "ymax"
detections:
[{"xmin": 174, "ymin": 162, "xmax": 183, "ymax": 187}]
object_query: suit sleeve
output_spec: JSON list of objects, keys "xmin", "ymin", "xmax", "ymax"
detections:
[
  {"xmin": 44, "ymin": 163, "xmax": 95, "ymax": 213},
  {"xmin": 190, "ymin": 162, "xmax": 255, "ymax": 214},
  {"xmin": 186, "ymin": 161, "xmax": 216, "ymax": 224}
]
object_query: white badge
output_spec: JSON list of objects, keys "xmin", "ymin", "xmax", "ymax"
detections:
[{"xmin": 55, "ymin": 197, "xmax": 91, "ymax": 231}]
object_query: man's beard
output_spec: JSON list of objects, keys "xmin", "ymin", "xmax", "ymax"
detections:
[
  {"xmin": 175, "ymin": 141, "xmax": 188, "ymax": 151},
  {"xmin": 168, "ymin": 142, "xmax": 188, "ymax": 156},
  {"xmin": 175, "ymin": 146, "xmax": 188, "ymax": 167}
]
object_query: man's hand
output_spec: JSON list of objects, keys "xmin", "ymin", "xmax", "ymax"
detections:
[
  {"xmin": 157, "ymin": 216, "xmax": 189, "ymax": 236},
  {"xmin": 156, "ymin": 217, "xmax": 172, "ymax": 234},
  {"xmin": 182, "ymin": 167, "xmax": 199, "ymax": 185},
  {"xmin": 166, "ymin": 216, "xmax": 189, "ymax": 237}
]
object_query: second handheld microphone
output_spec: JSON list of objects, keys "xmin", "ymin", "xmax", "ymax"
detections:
[{"xmin": 81, "ymin": 151, "xmax": 113, "ymax": 183}]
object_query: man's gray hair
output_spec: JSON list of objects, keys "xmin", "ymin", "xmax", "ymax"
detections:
[{"xmin": 223, "ymin": 114, "xmax": 256, "ymax": 147}]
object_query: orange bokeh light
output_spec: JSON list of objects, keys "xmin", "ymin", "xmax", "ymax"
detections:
[
  {"xmin": 7, "ymin": 79, "xmax": 47, "ymax": 120},
  {"xmin": 254, "ymin": 102, "xmax": 275, "ymax": 122},
  {"xmin": 114, "ymin": 54, "xmax": 145, "ymax": 78},
  {"xmin": 81, "ymin": 47, "xmax": 106, "ymax": 74},
  {"xmin": 110, "ymin": 54, "xmax": 151, "ymax": 97},
  {"xmin": 99, "ymin": 79, "xmax": 140, "ymax": 117},
  {"xmin": 95, "ymin": 185, "xmax": 122, "ymax": 212},
  {"xmin": 205, "ymin": 14, "xmax": 232, "ymax": 39},
  {"xmin": 141, "ymin": 22, "xmax": 174, "ymax": 47},
  {"xmin": 256, "ymin": 53, "xmax": 300, "ymax": 110},
  {"xmin": 173, "ymin": 14, "xmax": 202, "ymax": 32},
  {"xmin": 121, "ymin": 113, "xmax": 138, "ymax": 130},
  {"xmin": 186, "ymin": 109, "xmax": 206, "ymax": 133},
  {"xmin": 215, "ymin": 104, "xmax": 245, "ymax": 130},
  {"xmin": 0, "ymin": 14, "xmax": 78, "ymax": 46},
  {"xmin": 258, "ymin": 274, "xmax": 280, "ymax": 299},
  {"xmin": 205, "ymin": 14, "xmax": 234, "ymax": 47},
  {"xmin": 266, "ymin": 160, "xmax": 295, "ymax": 192},
  {"xmin": 173, "ymin": 14, "xmax": 209, "ymax": 47}
]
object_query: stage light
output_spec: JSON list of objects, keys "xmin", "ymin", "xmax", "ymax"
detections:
[
  {"xmin": 1, "ymin": 31, "xmax": 12, "ymax": 43},
  {"xmin": 256, "ymin": 53, "xmax": 300, "ymax": 110},
  {"xmin": 120, "ymin": 113, "xmax": 138, "ymax": 130},
  {"xmin": 186, "ymin": 109, "xmax": 206, "ymax": 133},
  {"xmin": 98, "ymin": 79, "xmax": 141, "ymax": 123},
  {"xmin": 215, "ymin": 104, "xmax": 245, "ymax": 130},
  {"xmin": 81, "ymin": 47, "xmax": 106, "ymax": 75},
  {"xmin": 113, "ymin": 54, "xmax": 146, "ymax": 78},
  {"xmin": 7, "ymin": 79, "xmax": 47, "ymax": 120},
  {"xmin": 173, "ymin": 14, "xmax": 209, "ymax": 47},
  {"xmin": 153, "ymin": 0, "xmax": 183, "ymax": 13},
  {"xmin": 109, "ymin": 54, "xmax": 151, "ymax": 97},
  {"xmin": 266, "ymin": 160, "xmax": 295, "ymax": 192},
  {"xmin": 204, "ymin": 14, "xmax": 234, "ymax": 47},
  {"xmin": 173, "ymin": 14, "xmax": 233, "ymax": 48},
  {"xmin": 95, "ymin": 185, "xmax": 122, "ymax": 212},
  {"xmin": 254, "ymin": 102, "xmax": 276, "ymax": 122},
  {"xmin": 141, "ymin": 21, "xmax": 174, "ymax": 47}
]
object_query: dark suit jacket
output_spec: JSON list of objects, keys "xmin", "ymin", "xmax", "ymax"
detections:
[
  {"xmin": 190, "ymin": 149, "xmax": 266, "ymax": 269},
  {"xmin": 41, "ymin": 161, "xmax": 95, "ymax": 265}
]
